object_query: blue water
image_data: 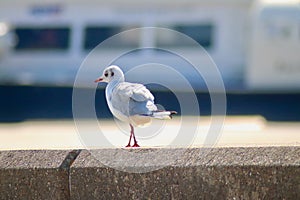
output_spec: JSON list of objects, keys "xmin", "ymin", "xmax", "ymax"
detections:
[{"xmin": 0, "ymin": 85, "xmax": 299, "ymax": 122}]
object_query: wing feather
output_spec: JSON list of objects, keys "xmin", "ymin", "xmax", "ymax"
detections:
[{"xmin": 113, "ymin": 82, "xmax": 154, "ymax": 102}]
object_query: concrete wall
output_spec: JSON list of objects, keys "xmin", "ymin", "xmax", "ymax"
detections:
[{"xmin": 1, "ymin": 147, "xmax": 299, "ymax": 199}]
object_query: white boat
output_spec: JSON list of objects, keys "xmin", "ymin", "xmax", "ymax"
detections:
[{"xmin": 0, "ymin": 0, "xmax": 299, "ymax": 91}]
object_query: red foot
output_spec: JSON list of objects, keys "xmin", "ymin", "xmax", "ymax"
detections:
[
  {"xmin": 125, "ymin": 144, "xmax": 131, "ymax": 148},
  {"xmin": 132, "ymin": 143, "xmax": 140, "ymax": 147}
]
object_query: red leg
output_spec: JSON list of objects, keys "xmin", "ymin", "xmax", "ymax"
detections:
[
  {"xmin": 130, "ymin": 124, "xmax": 140, "ymax": 147},
  {"xmin": 125, "ymin": 130, "xmax": 132, "ymax": 147}
]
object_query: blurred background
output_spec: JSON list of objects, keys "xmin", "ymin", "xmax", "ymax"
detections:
[{"xmin": 0, "ymin": 0, "xmax": 300, "ymax": 123}]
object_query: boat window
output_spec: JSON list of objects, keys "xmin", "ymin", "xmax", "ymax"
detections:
[
  {"xmin": 14, "ymin": 27, "xmax": 70, "ymax": 50},
  {"xmin": 83, "ymin": 26, "xmax": 139, "ymax": 50},
  {"xmin": 157, "ymin": 24, "xmax": 214, "ymax": 48}
]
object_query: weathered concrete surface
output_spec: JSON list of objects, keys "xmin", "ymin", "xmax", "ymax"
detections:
[
  {"xmin": 70, "ymin": 147, "xmax": 300, "ymax": 200},
  {"xmin": 1, "ymin": 147, "xmax": 299, "ymax": 199},
  {"xmin": 0, "ymin": 150, "xmax": 75, "ymax": 200}
]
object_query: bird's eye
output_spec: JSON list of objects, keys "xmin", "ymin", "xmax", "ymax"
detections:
[
  {"xmin": 111, "ymin": 72, "xmax": 114, "ymax": 76},
  {"xmin": 104, "ymin": 72, "xmax": 108, "ymax": 77}
]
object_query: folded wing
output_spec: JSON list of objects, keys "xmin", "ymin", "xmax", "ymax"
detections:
[{"xmin": 111, "ymin": 82, "xmax": 156, "ymax": 116}]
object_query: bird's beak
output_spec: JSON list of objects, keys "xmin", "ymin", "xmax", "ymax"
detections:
[{"xmin": 94, "ymin": 77, "xmax": 104, "ymax": 83}]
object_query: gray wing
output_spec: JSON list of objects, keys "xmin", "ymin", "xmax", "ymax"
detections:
[{"xmin": 111, "ymin": 82, "xmax": 157, "ymax": 116}]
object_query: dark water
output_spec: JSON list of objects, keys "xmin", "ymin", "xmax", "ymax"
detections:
[{"xmin": 0, "ymin": 85, "xmax": 299, "ymax": 122}]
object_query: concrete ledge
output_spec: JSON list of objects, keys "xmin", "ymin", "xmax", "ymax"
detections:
[
  {"xmin": 0, "ymin": 147, "xmax": 299, "ymax": 199},
  {"xmin": 70, "ymin": 147, "xmax": 300, "ymax": 199},
  {"xmin": 0, "ymin": 150, "xmax": 80, "ymax": 200}
]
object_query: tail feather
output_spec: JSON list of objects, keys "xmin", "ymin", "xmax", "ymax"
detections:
[{"xmin": 149, "ymin": 110, "xmax": 177, "ymax": 120}]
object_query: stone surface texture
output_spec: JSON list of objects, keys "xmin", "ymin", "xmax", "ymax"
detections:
[
  {"xmin": 0, "ymin": 147, "xmax": 299, "ymax": 199},
  {"xmin": 0, "ymin": 150, "xmax": 72, "ymax": 200},
  {"xmin": 70, "ymin": 147, "xmax": 300, "ymax": 200}
]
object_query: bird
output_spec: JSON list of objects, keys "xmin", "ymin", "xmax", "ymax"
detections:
[{"xmin": 95, "ymin": 65, "xmax": 177, "ymax": 147}]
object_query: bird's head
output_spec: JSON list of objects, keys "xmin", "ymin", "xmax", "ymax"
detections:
[{"xmin": 95, "ymin": 65, "xmax": 125, "ymax": 83}]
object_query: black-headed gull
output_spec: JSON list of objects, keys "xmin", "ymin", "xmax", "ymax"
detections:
[{"xmin": 95, "ymin": 65, "xmax": 176, "ymax": 147}]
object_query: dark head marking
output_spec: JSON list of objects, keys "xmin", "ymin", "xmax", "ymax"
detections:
[
  {"xmin": 104, "ymin": 71, "xmax": 108, "ymax": 77},
  {"xmin": 109, "ymin": 69, "xmax": 114, "ymax": 77}
]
